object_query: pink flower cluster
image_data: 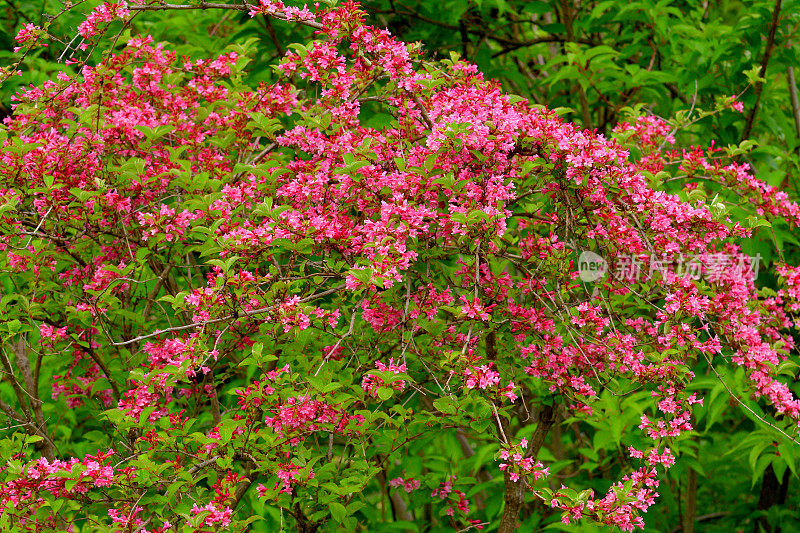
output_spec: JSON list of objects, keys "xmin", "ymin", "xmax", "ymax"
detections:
[
  {"xmin": 388, "ymin": 476, "xmax": 420, "ymax": 493},
  {"xmin": 723, "ymin": 95, "xmax": 745, "ymax": 113},
  {"xmin": 777, "ymin": 264, "xmax": 800, "ymax": 313},
  {"xmin": 256, "ymin": 460, "xmax": 314, "ymax": 496},
  {"xmin": 549, "ymin": 466, "xmax": 660, "ymax": 531},
  {"xmin": 431, "ymin": 476, "xmax": 471, "ymax": 517},
  {"xmin": 108, "ymin": 505, "xmax": 145, "ymax": 529},
  {"xmin": 464, "ymin": 361, "xmax": 517, "ymax": 403},
  {"xmin": 39, "ymin": 323, "xmax": 68, "ymax": 342},
  {"xmin": 498, "ymin": 438, "xmax": 549, "ymax": 483},
  {"xmin": 13, "ymin": 23, "xmax": 41, "ymax": 53},
  {"xmin": 78, "ymin": 1, "xmax": 130, "ymax": 42},
  {"xmin": 614, "ymin": 115, "xmax": 675, "ymax": 149},
  {"xmin": 136, "ymin": 204, "xmax": 198, "ymax": 242},
  {"xmin": 362, "ymin": 358, "xmax": 408, "ymax": 398},
  {"xmin": 189, "ymin": 502, "xmax": 233, "ymax": 529},
  {"xmin": 0, "ymin": 451, "xmax": 132, "ymax": 522},
  {"xmin": 264, "ymin": 395, "xmax": 364, "ymax": 445},
  {"xmin": 248, "ymin": 0, "xmax": 316, "ymax": 21}
]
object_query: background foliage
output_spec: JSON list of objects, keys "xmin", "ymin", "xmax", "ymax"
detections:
[{"xmin": 2, "ymin": 1, "xmax": 800, "ymax": 532}]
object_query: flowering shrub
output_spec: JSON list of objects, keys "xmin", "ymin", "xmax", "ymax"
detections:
[{"xmin": 2, "ymin": 1, "xmax": 800, "ymax": 531}]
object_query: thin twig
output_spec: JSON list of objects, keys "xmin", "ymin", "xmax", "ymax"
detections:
[
  {"xmin": 492, "ymin": 402, "xmax": 509, "ymax": 445},
  {"xmin": 410, "ymin": 94, "xmax": 434, "ymax": 130},
  {"xmin": 701, "ymin": 350, "xmax": 800, "ymax": 447},
  {"xmin": 110, "ymin": 285, "xmax": 344, "ymax": 346},
  {"xmin": 788, "ymin": 66, "xmax": 800, "ymax": 137},
  {"xmin": 741, "ymin": 0, "xmax": 783, "ymax": 142},
  {"xmin": 127, "ymin": 2, "xmax": 325, "ymax": 29},
  {"xmin": 129, "ymin": 2, "xmax": 247, "ymax": 10}
]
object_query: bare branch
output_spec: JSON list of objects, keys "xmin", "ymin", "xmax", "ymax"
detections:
[
  {"xmin": 127, "ymin": 2, "xmax": 324, "ymax": 29},
  {"xmin": 110, "ymin": 284, "xmax": 344, "ymax": 346}
]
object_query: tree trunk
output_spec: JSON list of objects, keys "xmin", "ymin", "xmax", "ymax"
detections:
[{"xmin": 753, "ymin": 463, "xmax": 791, "ymax": 533}]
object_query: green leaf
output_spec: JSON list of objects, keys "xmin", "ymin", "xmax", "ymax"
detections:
[
  {"xmin": 744, "ymin": 64, "xmax": 766, "ymax": 84},
  {"xmin": 218, "ymin": 419, "xmax": 237, "ymax": 444},
  {"xmin": 432, "ymin": 396, "xmax": 458, "ymax": 415},
  {"xmin": 329, "ymin": 501, "xmax": 347, "ymax": 522}
]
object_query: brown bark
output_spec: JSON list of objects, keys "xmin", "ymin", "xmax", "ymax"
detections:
[
  {"xmin": 487, "ymin": 331, "xmax": 557, "ymax": 532},
  {"xmin": 741, "ymin": 0, "xmax": 783, "ymax": 142},
  {"xmin": 496, "ymin": 404, "xmax": 556, "ymax": 533},
  {"xmin": 1, "ymin": 338, "xmax": 57, "ymax": 460},
  {"xmin": 682, "ymin": 416, "xmax": 699, "ymax": 533},
  {"xmin": 294, "ymin": 502, "xmax": 320, "ymax": 533},
  {"xmin": 682, "ymin": 466, "xmax": 697, "ymax": 533},
  {"xmin": 753, "ymin": 463, "xmax": 791, "ymax": 533},
  {"xmin": 559, "ymin": 0, "xmax": 592, "ymax": 129}
]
